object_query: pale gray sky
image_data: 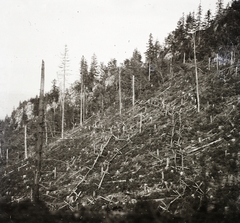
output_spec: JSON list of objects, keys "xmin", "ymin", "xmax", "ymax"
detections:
[{"xmin": 0, "ymin": 0, "xmax": 224, "ymax": 119}]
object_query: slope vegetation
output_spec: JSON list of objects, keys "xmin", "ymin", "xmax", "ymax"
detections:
[{"xmin": 1, "ymin": 63, "xmax": 239, "ymax": 218}]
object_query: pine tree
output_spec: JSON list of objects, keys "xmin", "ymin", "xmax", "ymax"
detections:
[
  {"xmin": 49, "ymin": 79, "xmax": 59, "ymax": 103},
  {"xmin": 175, "ymin": 14, "xmax": 186, "ymax": 62},
  {"xmin": 131, "ymin": 49, "xmax": 143, "ymax": 80},
  {"xmin": 196, "ymin": 2, "xmax": 203, "ymax": 45},
  {"xmin": 185, "ymin": 12, "xmax": 196, "ymax": 32},
  {"xmin": 153, "ymin": 40, "xmax": 161, "ymax": 60},
  {"xmin": 45, "ymin": 80, "xmax": 60, "ymax": 137},
  {"xmin": 22, "ymin": 108, "xmax": 28, "ymax": 159},
  {"xmin": 196, "ymin": 2, "xmax": 202, "ymax": 31},
  {"xmin": 107, "ymin": 58, "xmax": 118, "ymax": 106},
  {"xmin": 130, "ymin": 49, "xmax": 143, "ymax": 93},
  {"xmin": 88, "ymin": 53, "xmax": 98, "ymax": 91},
  {"xmin": 185, "ymin": 12, "xmax": 197, "ymax": 60},
  {"xmin": 79, "ymin": 56, "xmax": 88, "ymax": 126},
  {"xmin": 80, "ymin": 56, "xmax": 88, "ymax": 87},
  {"xmin": 145, "ymin": 33, "xmax": 155, "ymax": 63},
  {"xmin": 203, "ymin": 9, "xmax": 212, "ymax": 29},
  {"xmin": 145, "ymin": 33, "xmax": 155, "ymax": 81},
  {"xmin": 216, "ymin": 0, "xmax": 224, "ymax": 16}
]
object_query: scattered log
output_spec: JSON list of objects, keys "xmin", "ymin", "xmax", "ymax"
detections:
[
  {"xmin": 18, "ymin": 162, "xmax": 29, "ymax": 171},
  {"xmin": 98, "ymin": 164, "xmax": 109, "ymax": 189},
  {"xmin": 186, "ymin": 138, "xmax": 222, "ymax": 154},
  {"xmin": 53, "ymin": 167, "xmax": 57, "ymax": 179},
  {"xmin": 149, "ymin": 152, "xmax": 163, "ymax": 163},
  {"xmin": 108, "ymin": 180, "xmax": 126, "ymax": 183},
  {"xmin": 98, "ymin": 195, "xmax": 114, "ymax": 204}
]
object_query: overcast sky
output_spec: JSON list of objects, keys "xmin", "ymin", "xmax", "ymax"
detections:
[{"xmin": 0, "ymin": 0, "xmax": 225, "ymax": 119}]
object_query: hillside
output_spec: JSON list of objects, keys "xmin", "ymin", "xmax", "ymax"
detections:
[
  {"xmin": 0, "ymin": 1, "xmax": 240, "ymax": 222},
  {"xmin": 1, "ymin": 61, "xmax": 240, "ymax": 217}
]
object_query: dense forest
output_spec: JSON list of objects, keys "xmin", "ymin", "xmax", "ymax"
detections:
[{"xmin": 0, "ymin": 0, "xmax": 240, "ymax": 222}]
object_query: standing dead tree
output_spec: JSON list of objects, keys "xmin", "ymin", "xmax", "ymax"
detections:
[
  {"xmin": 132, "ymin": 74, "xmax": 135, "ymax": 107},
  {"xmin": 119, "ymin": 67, "xmax": 122, "ymax": 115},
  {"xmin": 59, "ymin": 45, "xmax": 70, "ymax": 138},
  {"xmin": 193, "ymin": 32, "xmax": 200, "ymax": 113},
  {"xmin": 188, "ymin": 30, "xmax": 200, "ymax": 113},
  {"xmin": 33, "ymin": 60, "xmax": 45, "ymax": 202},
  {"xmin": 24, "ymin": 123, "xmax": 28, "ymax": 159},
  {"xmin": 80, "ymin": 71, "xmax": 84, "ymax": 126}
]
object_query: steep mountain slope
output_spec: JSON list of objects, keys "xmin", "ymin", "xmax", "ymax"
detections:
[
  {"xmin": 1, "ymin": 2, "xmax": 240, "ymax": 221},
  {"xmin": 1, "ymin": 63, "xmax": 239, "ymax": 218}
]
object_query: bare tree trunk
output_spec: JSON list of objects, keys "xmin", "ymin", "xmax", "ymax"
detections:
[
  {"xmin": 119, "ymin": 68, "xmax": 122, "ymax": 115},
  {"xmin": 83, "ymin": 86, "xmax": 86, "ymax": 121},
  {"xmin": 132, "ymin": 75, "xmax": 135, "ymax": 107},
  {"xmin": 45, "ymin": 116, "xmax": 48, "ymax": 145},
  {"xmin": 80, "ymin": 70, "xmax": 83, "ymax": 126},
  {"xmin": 61, "ymin": 46, "xmax": 68, "ymax": 139},
  {"xmin": 170, "ymin": 60, "xmax": 173, "ymax": 77},
  {"xmin": 148, "ymin": 64, "xmax": 151, "ymax": 81},
  {"xmin": 101, "ymin": 93, "xmax": 104, "ymax": 113},
  {"xmin": 33, "ymin": 60, "xmax": 45, "ymax": 202},
  {"xmin": 80, "ymin": 90, "xmax": 83, "ymax": 127},
  {"xmin": 193, "ymin": 34, "xmax": 200, "ymax": 113},
  {"xmin": 48, "ymin": 121, "xmax": 54, "ymax": 138},
  {"xmin": 61, "ymin": 67, "xmax": 65, "ymax": 139},
  {"xmin": 139, "ymin": 113, "xmax": 142, "ymax": 133},
  {"xmin": 0, "ymin": 142, "xmax": 2, "ymax": 159},
  {"xmin": 181, "ymin": 151, "xmax": 184, "ymax": 171},
  {"xmin": 53, "ymin": 107, "xmax": 56, "ymax": 137},
  {"xmin": 183, "ymin": 52, "xmax": 185, "ymax": 64},
  {"xmin": 6, "ymin": 148, "xmax": 8, "ymax": 167},
  {"xmin": 24, "ymin": 124, "xmax": 27, "ymax": 159}
]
